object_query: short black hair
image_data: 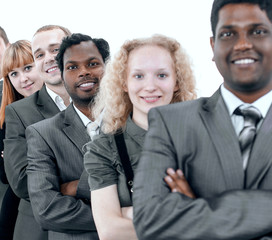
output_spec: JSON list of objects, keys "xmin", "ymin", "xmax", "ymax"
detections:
[
  {"xmin": 211, "ymin": 0, "xmax": 272, "ymax": 37},
  {"xmin": 56, "ymin": 33, "xmax": 110, "ymax": 76}
]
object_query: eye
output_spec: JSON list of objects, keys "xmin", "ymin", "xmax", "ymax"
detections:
[
  {"xmin": 24, "ymin": 65, "xmax": 32, "ymax": 71},
  {"xmin": 253, "ymin": 28, "xmax": 267, "ymax": 36},
  {"xmin": 53, "ymin": 48, "xmax": 59, "ymax": 53},
  {"xmin": 35, "ymin": 53, "xmax": 43, "ymax": 59},
  {"xmin": 10, "ymin": 71, "xmax": 17, "ymax": 77},
  {"xmin": 67, "ymin": 65, "xmax": 77, "ymax": 70},
  {"xmin": 158, "ymin": 73, "xmax": 167, "ymax": 79},
  {"xmin": 88, "ymin": 62, "xmax": 99, "ymax": 67},
  {"xmin": 135, "ymin": 74, "xmax": 143, "ymax": 79},
  {"xmin": 219, "ymin": 31, "xmax": 234, "ymax": 39}
]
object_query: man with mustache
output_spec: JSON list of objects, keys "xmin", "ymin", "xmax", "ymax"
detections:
[{"xmin": 26, "ymin": 33, "xmax": 110, "ymax": 240}]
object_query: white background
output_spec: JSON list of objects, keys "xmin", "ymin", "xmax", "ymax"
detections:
[{"xmin": 0, "ymin": 0, "xmax": 223, "ymax": 97}]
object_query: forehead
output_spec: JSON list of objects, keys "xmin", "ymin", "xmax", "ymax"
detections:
[
  {"xmin": 63, "ymin": 41, "xmax": 102, "ymax": 63},
  {"xmin": 128, "ymin": 45, "xmax": 173, "ymax": 67},
  {"xmin": 32, "ymin": 29, "xmax": 66, "ymax": 51},
  {"xmin": 216, "ymin": 3, "xmax": 272, "ymax": 32}
]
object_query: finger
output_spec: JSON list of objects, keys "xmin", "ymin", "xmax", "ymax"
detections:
[
  {"xmin": 166, "ymin": 168, "xmax": 180, "ymax": 182},
  {"xmin": 164, "ymin": 175, "xmax": 178, "ymax": 193}
]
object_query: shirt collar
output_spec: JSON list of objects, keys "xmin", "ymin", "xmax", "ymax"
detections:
[
  {"xmin": 220, "ymin": 84, "xmax": 272, "ymax": 118},
  {"xmin": 73, "ymin": 104, "xmax": 91, "ymax": 127}
]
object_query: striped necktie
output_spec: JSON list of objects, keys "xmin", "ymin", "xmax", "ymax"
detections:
[{"xmin": 234, "ymin": 106, "xmax": 262, "ymax": 169}]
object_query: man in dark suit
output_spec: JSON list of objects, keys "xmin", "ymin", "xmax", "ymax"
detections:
[
  {"xmin": 3, "ymin": 25, "xmax": 71, "ymax": 240},
  {"xmin": 25, "ymin": 33, "xmax": 110, "ymax": 240},
  {"xmin": 133, "ymin": 0, "xmax": 272, "ymax": 239}
]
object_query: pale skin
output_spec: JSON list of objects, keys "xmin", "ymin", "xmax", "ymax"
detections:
[{"xmin": 91, "ymin": 45, "xmax": 179, "ymax": 240}]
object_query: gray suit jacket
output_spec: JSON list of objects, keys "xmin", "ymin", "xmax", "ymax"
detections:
[
  {"xmin": 133, "ymin": 89, "xmax": 272, "ymax": 240},
  {"xmin": 26, "ymin": 104, "xmax": 98, "ymax": 240},
  {"xmin": 4, "ymin": 85, "xmax": 59, "ymax": 239}
]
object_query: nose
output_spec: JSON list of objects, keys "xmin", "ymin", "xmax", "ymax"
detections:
[
  {"xmin": 20, "ymin": 73, "xmax": 28, "ymax": 83},
  {"xmin": 234, "ymin": 32, "xmax": 253, "ymax": 51},
  {"xmin": 144, "ymin": 76, "xmax": 157, "ymax": 92},
  {"xmin": 79, "ymin": 66, "xmax": 90, "ymax": 78},
  {"xmin": 44, "ymin": 51, "xmax": 55, "ymax": 64}
]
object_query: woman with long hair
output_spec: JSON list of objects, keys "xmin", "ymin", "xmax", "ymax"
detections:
[
  {"xmin": 84, "ymin": 34, "xmax": 196, "ymax": 240},
  {"xmin": 0, "ymin": 40, "xmax": 43, "ymax": 240}
]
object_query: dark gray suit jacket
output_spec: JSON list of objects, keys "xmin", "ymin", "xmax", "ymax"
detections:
[
  {"xmin": 133, "ymin": 89, "xmax": 272, "ymax": 240},
  {"xmin": 26, "ymin": 104, "xmax": 98, "ymax": 240},
  {"xmin": 4, "ymin": 85, "xmax": 59, "ymax": 239}
]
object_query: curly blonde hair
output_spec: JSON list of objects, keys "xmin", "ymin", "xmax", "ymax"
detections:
[{"xmin": 93, "ymin": 34, "xmax": 197, "ymax": 134}]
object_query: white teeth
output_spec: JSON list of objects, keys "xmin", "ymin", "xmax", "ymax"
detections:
[
  {"xmin": 80, "ymin": 82, "xmax": 95, "ymax": 87},
  {"xmin": 234, "ymin": 59, "xmax": 255, "ymax": 65},
  {"xmin": 144, "ymin": 97, "xmax": 158, "ymax": 101},
  {"xmin": 47, "ymin": 67, "xmax": 57, "ymax": 73}
]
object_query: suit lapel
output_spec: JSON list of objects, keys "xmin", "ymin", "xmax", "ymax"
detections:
[
  {"xmin": 36, "ymin": 85, "xmax": 60, "ymax": 119},
  {"xmin": 62, "ymin": 105, "xmax": 90, "ymax": 154},
  {"xmin": 245, "ymin": 103, "xmax": 272, "ymax": 188},
  {"xmin": 199, "ymin": 89, "xmax": 244, "ymax": 189}
]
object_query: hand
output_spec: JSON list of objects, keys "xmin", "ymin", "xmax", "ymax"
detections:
[
  {"xmin": 121, "ymin": 206, "xmax": 133, "ymax": 220},
  {"xmin": 164, "ymin": 168, "xmax": 196, "ymax": 199},
  {"xmin": 60, "ymin": 180, "xmax": 79, "ymax": 196},
  {"xmin": 1, "ymin": 151, "xmax": 3, "ymax": 158}
]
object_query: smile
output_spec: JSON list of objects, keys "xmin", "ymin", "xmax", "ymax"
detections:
[
  {"xmin": 142, "ymin": 96, "xmax": 161, "ymax": 103},
  {"xmin": 79, "ymin": 82, "xmax": 95, "ymax": 87},
  {"xmin": 233, "ymin": 58, "xmax": 256, "ymax": 65},
  {"xmin": 46, "ymin": 66, "xmax": 58, "ymax": 73}
]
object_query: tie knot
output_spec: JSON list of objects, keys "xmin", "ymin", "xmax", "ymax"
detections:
[
  {"xmin": 86, "ymin": 121, "xmax": 99, "ymax": 139},
  {"xmin": 234, "ymin": 106, "xmax": 262, "ymax": 126}
]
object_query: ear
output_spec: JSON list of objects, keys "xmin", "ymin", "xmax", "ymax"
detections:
[
  {"xmin": 174, "ymin": 82, "xmax": 179, "ymax": 92},
  {"xmin": 123, "ymin": 82, "xmax": 128, "ymax": 92},
  {"xmin": 210, "ymin": 37, "xmax": 215, "ymax": 62}
]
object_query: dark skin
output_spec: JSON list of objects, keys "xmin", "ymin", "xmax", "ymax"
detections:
[
  {"xmin": 164, "ymin": 168, "xmax": 195, "ymax": 198},
  {"xmin": 60, "ymin": 41, "xmax": 105, "ymax": 196},
  {"xmin": 166, "ymin": 3, "xmax": 272, "ymax": 197}
]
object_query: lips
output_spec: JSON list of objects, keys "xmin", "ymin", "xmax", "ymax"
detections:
[
  {"xmin": 141, "ymin": 96, "xmax": 161, "ymax": 103},
  {"xmin": 232, "ymin": 58, "xmax": 256, "ymax": 65},
  {"xmin": 46, "ymin": 66, "xmax": 58, "ymax": 73},
  {"xmin": 23, "ymin": 82, "xmax": 34, "ymax": 89}
]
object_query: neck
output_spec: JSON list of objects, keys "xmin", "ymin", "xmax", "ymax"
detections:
[
  {"xmin": 46, "ymin": 83, "xmax": 70, "ymax": 106},
  {"xmin": 224, "ymin": 82, "xmax": 272, "ymax": 103},
  {"xmin": 132, "ymin": 113, "xmax": 148, "ymax": 131},
  {"xmin": 74, "ymin": 102, "xmax": 93, "ymax": 120}
]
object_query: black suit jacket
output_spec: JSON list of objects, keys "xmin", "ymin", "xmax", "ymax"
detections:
[{"xmin": 133, "ymin": 89, "xmax": 272, "ymax": 240}]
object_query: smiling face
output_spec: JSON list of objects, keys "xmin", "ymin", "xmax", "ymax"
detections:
[
  {"xmin": 32, "ymin": 29, "xmax": 66, "ymax": 86},
  {"xmin": 125, "ymin": 45, "xmax": 177, "ymax": 126},
  {"xmin": 62, "ymin": 41, "xmax": 104, "ymax": 107},
  {"xmin": 211, "ymin": 3, "xmax": 272, "ymax": 100},
  {"xmin": 8, "ymin": 62, "xmax": 43, "ymax": 97}
]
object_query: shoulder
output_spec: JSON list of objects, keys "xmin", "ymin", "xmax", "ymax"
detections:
[
  {"xmin": 7, "ymin": 91, "xmax": 39, "ymax": 111},
  {"xmin": 149, "ymin": 98, "xmax": 208, "ymax": 118},
  {"xmin": 29, "ymin": 109, "xmax": 65, "ymax": 130}
]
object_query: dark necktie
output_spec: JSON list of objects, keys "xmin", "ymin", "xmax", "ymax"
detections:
[{"xmin": 234, "ymin": 106, "xmax": 262, "ymax": 169}]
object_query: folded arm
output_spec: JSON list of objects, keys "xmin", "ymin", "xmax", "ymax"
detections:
[
  {"xmin": 133, "ymin": 107, "xmax": 272, "ymax": 240},
  {"xmin": 26, "ymin": 125, "xmax": 96, "ymax": 233},
  {"xmin": 91, "ymin": 185, "xmax": 138, "ymax": 240}
]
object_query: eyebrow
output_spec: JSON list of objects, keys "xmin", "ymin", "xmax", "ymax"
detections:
[
  {"xmin": 64, "ymin": 57, "xmax": 99, "ymax": 65},
  {"xmin": 219, "ymin": 23, "xmax": 265, "ymax": 30},
  {"xmin": 33, "ymin": 43, "xmax": 60, "ymax": 56}
]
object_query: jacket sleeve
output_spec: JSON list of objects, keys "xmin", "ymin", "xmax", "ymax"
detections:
[
  {"xmin": 4, "ymin": 105, "xmax": 29, "ymax": 199},
  {"xmin": 26, "ymin": 125, "xmax": 96, "ymax": 233},
  {"xmin": 133, "ymin": 107, "xmax": 272, "ymax": 240}
]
